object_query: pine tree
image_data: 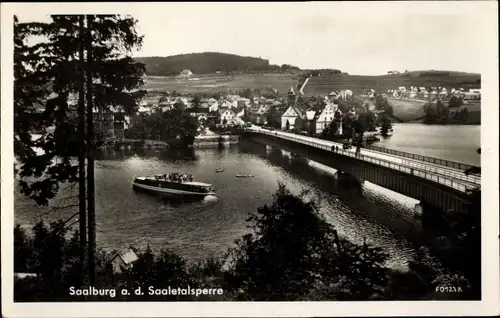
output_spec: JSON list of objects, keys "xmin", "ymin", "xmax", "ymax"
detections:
[
  {"xmin": 14, "ymin": 14, "xmax": 146, "ymax": 285},
  {"xmin": 380, "ymin": 114, "xmax": 392, "ymax": 136}
]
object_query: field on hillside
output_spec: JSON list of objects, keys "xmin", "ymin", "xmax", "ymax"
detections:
[
  {"xmin": 144, "ymin": 74, "xmax": 298, "ymax": 94},
  {"xmin": 302, "ymin": 73, "xmax": 481, "ymax": 96},
  {"xmin": 387, "ymin": 98, "xmax": 427, "ymax": 121},
  {"xmin": 387, "ymin": 98, "xmax": 481, "ymax": 124}
]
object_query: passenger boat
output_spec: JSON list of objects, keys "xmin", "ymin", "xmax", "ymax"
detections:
[
  {"xmin": 133, "ymin": 173, "xmax": 215, "ymax": 197},
  {"xmin": 236, "ymin": 173, "xmax": 255, "ymax": 178}
]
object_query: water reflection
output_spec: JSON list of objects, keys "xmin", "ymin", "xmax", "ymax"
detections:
[
  {"xmin": 16, "ymin": 140, "xmax": 427, "ymax": 270},
  {"xmin": 132, "ymin": 185, "xmax": 220, "ymax": 207},
  {"xmin": 241, "ymin": 139, "xmax": 433, "ymax": 248}
]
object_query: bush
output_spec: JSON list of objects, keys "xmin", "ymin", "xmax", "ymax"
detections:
[{"xmin": 224, "ymin": 183, "xmax": 390, "ymax": 300}]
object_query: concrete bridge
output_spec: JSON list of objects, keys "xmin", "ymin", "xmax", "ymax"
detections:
[{"xmin": 243, "ymin": 127, "xmax": 480, "ymax": 215}]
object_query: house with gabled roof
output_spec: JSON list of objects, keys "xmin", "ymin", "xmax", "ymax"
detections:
[
  {"xmin": 219, "ymin": 108, "xmax": 236, "ymax": 125},
  {"xmin": 209, "ymin": 102, "xmax": 220, "ymax": 112},
  {"xmin": 110, "ymin": 249, "xmax": 139, "ymax": 274},
  {"xmin": 314, "ymin": 104, "xmax": 338, "ymax": 135},
  {"xmin": 281, "ymin": 105, "xmax": 305, "ymax": 130},
  {"xmin": 302, "ymin": 110, "xmax": 318, "ymax": 135},
  {"xmin": 207, "ymin": 97, "xmax": 218, "ymax": 105}
]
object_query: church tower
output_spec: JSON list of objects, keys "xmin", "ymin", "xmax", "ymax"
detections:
[{"xmin": 287, "ymin": 86, "xmax": 296, "ymax": 105}]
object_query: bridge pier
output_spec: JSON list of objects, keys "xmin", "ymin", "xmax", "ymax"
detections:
[{"xmin": 414, "ymin": 203, "xmax": 424, "ymax": 217}]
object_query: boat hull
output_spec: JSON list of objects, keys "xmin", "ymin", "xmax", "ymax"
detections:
[{"xmin": 133, "ymin": 182, "xmax": 215, "ymax": 196}]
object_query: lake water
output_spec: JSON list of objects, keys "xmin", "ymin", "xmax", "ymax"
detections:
[
  {"xmin": 15, "ymin": 123, "xmax": 479, "ymax": 271},
  {"xmin": 373, "ymin": 123, "xmax": 480, "ymax": 166},
  {"xmin": 15, "ymin": 139, "xmax": 426, "ymax": 271}
]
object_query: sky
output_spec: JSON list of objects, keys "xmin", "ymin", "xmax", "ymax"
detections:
[{"xmin": 12, "ymin": 2, "xmax": 493, "ymax": 75}]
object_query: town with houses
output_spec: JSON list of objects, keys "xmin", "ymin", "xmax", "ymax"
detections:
[{"xmin": 90, "ymin": 69, "xmax": 481, "ymax": 142}]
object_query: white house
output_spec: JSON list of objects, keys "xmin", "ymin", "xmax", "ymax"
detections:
[
  {"xmin": 314, "ymin": 104, "xmax": 337, "ymax": 134},
  {"xmin": 219, "ymin": 108, "xmax": 236, "ymax": 124},
  {"xmin": 209, "ymin": 102, "xmax": 220, "ymax": 112},
  {"xmin": 110, "ymin": 249, "xmax": 139, "ymax": 274},
  {"xmin": 232, "ymin": 107, "xmax": 246, "ymax": 125},
  {"xmin": 281, "ymin": 106, "xmax": 304, "ymax": 130},
  {"xmin": 138, "ymin": 106, "xmax": 151, "ymax": 114},
  {"xmin": 179, "ymin": 69, "xmax": 193, "ymax": 78}
]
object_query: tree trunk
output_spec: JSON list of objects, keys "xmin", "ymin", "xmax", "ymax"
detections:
[
  {"xmin": 78, "ymin": 15, "xmax": 87, "ymax": 285},
  {"xmin": 85, "ymin": 15, "xmax": 96, "ymax": 286}
]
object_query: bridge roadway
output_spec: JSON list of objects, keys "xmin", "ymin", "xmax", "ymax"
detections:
[{"xmin": 248, "ymin": 126, "xmax": 481, "ymax": 194}]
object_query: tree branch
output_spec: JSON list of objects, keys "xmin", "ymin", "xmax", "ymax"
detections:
[{"xmin": 37, "ymin": 203, "xmax": 80, "ymax": 218}]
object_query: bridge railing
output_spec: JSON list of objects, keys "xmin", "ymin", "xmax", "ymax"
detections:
[
  {"xmin": 254, "ymin": 130, "xmax": 477, "ymax": 193},
  {"xmin": 397, "ymin": 159, "xmax": 480, "ymax": 185},
  {"xmin": 364, "ymin": 144, "xmax": 479, "ymax": 173},
  {"xmin": 318, "ymin": 138, "xmax": 480, "ymax": 185}
]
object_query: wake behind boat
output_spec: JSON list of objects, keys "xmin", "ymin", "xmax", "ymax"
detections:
[{"xmin": 133, "ymin": 172, "xmax": 215, "ymax": 197}]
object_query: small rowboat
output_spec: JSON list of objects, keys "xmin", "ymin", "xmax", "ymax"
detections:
[
  {"xmin": 216, "ymin": 168, "xmax": 225, "ymax": 173},
  {"xmin": 236, "ymin": 174, "xmax": 255, "ymax": 178}
]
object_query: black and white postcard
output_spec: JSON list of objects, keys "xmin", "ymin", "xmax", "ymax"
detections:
[{"xmin": 1, "ymin": 1, "xmax": 499, "ymax": 317}]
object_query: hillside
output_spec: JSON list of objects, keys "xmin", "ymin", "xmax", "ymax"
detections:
[
  {"xmin": 144, "ymin": 73, "xmax": 298, "ymax": 94},
  {"xmin": 135, "ymin": 53, "xmax": 272, "ymax": 76},
  {"xmin": 301, "ymin": 72, "xmax": 481, "ymax": 97}
]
